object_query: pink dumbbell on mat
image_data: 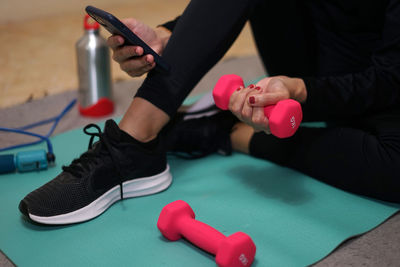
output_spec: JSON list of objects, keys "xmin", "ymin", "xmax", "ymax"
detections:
[
  {"xmin": 213, "ymin": 74, "xmax": 303, "ymax": 138},
  {"xmin": 157, "ymin": 200, "xmax": 256, "ymax": 267}
]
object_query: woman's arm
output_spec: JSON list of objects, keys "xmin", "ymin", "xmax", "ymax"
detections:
[{"xmin": 301, "ymin": 0, "xmax": 400, "ymax": 120}]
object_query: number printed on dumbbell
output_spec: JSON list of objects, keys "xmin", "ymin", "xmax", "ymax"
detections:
[
  {"xmin": 239, "ymin": 253, "xmax": 249, "ymax": 266},
  {"xmin": 290, "ymin": 115, "xmax": 296, "ymax": 129}
]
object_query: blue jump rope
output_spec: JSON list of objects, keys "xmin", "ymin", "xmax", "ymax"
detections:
[{"xmin": 0, "ymin": 99, "xmax": 77, "ymax": 174}]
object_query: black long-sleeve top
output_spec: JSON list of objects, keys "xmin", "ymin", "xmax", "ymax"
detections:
[{"xmin": 303, "ymin": 0, "xmax": 400, "ymax": 120}]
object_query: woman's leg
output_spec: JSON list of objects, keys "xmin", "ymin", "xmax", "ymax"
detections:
[
  {"xmin": 231, "ymin": 123, "xmax": 254, "ymax": 154},
  {"xmin": 122, "ymin": 0, "xmax": 262, "ymax": 141},
  {"xmin": 235, "ymin": 113, "xmax": 400, "ymax": 203},
  {"xmin": 249, "ymin": 0, "xmax": 317, "ymax": 77}
]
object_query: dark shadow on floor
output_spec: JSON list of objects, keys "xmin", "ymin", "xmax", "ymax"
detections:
[{"xmin": 227, "ymin": 163, "xmax": 313, "ymax": 205}]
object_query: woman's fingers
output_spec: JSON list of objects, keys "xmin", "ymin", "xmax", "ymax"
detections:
[
  {"xmin": 247, "ymin": 92, "xmax": 287, "ymax": 107},
  {"xmin": 240, "ymin": 86, "xmax": 261, "ymax": 122},
  {"xmin": 251, "ymin": 106, "xmax": 270, "ymax": 134},
  {"xmin": 107, "ymin": 35, "xmax": 124, "ymax": 50},
  {"xmin": 230, "ymin": 84, "xmax": 255, "ymax": 121},
  {"xmin": 112, "ymin": 45, "xmax": 143, "ymax": 62},
  {"xmin": 228, "ymin": 83, "xmax": 275, "ymax": 134},
  {"xmin": 121, "ymin": 55, "xmax": 155, "ymax": 77}
]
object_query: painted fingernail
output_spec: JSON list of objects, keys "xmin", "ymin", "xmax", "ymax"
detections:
[
  {"xmin": 249, "ymin": 84, "xmax": 255, "ymax": 89},
  {"xmin": 255, "ymin": 86, "xmax": 261, "ymax": 90},
  {"xmin": 236, "ymin": 87, "xmax": 242, "ymax": 91},
  {"xmin": 249, "ymin": 96, "xmax": 255, "ymax": 104}
]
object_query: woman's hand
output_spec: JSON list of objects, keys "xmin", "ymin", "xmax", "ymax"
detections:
[
  {"xmin": 228, "ymin": 76, "xmax": 307, "ymax": 134},
  {"xmin": 107, "ymin": 18, "xmax": 171, "ymax": 77}
]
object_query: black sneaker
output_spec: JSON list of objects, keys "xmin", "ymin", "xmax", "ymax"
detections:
[
  {"xmin": 19, "ymin": 120, "xmax": 172, "ymax": 225},
  {"xmin": 166, "ymin": 109, "xmax": 238, "ymax": 159}
]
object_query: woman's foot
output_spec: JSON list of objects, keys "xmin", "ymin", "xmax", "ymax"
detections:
[{"xmin": 166, "ymin": 109, "xmax": 238, "ymax": 159}]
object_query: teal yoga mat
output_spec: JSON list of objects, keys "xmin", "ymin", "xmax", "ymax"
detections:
[{"xmin": 0, "ymin": 120, "xmax": 399, "ymax": 267}]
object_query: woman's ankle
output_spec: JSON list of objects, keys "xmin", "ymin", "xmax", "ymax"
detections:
[
  {"xmin": 231, "ymin": 123, "xmax": 254, "ymax": 154},
  {"xmin": 119, "ymin": 97, "xmax": 170, "ymax": 142}
]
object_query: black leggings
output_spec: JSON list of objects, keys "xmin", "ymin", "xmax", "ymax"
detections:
[{"xmin": 136, "ymin": 0, "xmax": 400, "ymax": 203}]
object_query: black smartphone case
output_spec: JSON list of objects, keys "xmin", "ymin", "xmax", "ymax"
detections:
[{"xmin": 86, "ymin": 5, "xmax": 170, "ymax": 73}]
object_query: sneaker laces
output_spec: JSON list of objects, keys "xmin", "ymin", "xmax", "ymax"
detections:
[{"xmin": 62, "ymin": 124, "xmax": 125, "ymax": 199}]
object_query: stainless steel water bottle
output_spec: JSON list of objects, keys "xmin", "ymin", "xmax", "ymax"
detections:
[{"xmin": 76, "ymin": 14, "xmax": 114, "ymax": 117}]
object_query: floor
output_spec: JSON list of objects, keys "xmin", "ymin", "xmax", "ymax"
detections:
[{"xmin": 0, "ymin": 0, "xmax": 257, "ymax": 108}]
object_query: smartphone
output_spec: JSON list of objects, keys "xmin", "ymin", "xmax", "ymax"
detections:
[{"xmin": 86, "ymin": 5, "xmax": 170, "ymax": 73}]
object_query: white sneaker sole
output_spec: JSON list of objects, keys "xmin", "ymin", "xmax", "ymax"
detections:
[{"xmin": 29, "ymin": 165, "xmax": 172, "ymax": 225}]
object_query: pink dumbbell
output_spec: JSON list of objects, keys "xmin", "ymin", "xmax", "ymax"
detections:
[
  {"xmin": 213, "ymin": 74, "xmax": 303, "ymax": 138},
  {"xmin": 157, "ymin": 200, "xmax": 256, "ymax": 267}
]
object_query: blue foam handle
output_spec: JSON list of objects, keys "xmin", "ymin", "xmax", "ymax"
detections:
[
  {"xmin": 16, "ymin": 150, "xmax": 48, "ymax": 172},
  {"xmin": 0, "ymin": 154, "xmax": 16, "ymax": 174}
]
